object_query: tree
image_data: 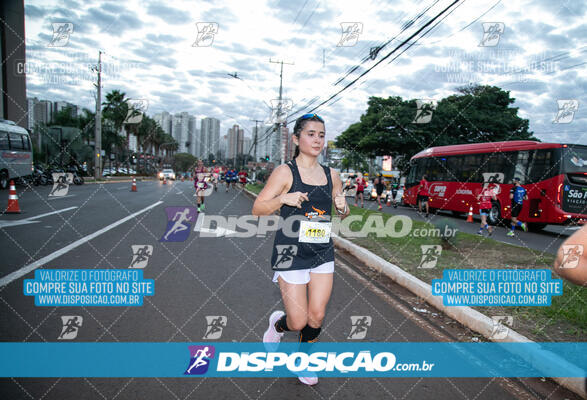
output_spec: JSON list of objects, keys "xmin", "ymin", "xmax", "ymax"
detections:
[
  {"xmin": 335, "ymin": 85, "xmax": 537, "ymax": 169},
  {"xmin": 173, "ymin": 153, "xmax": 197, "ymax": 173}
]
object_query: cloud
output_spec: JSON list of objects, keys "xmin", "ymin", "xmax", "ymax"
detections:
[
  {"xmin": 83, "ymin": 7, "xmax": 143, "ymax": 36},
  {"xmin": 146, "ymin": 4, "xmax": 192, "ymax": 24}
]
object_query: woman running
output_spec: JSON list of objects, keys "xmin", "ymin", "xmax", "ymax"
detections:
[
  {"xmin": 477, "ymin": 184, "xmax": 497, "ymax": 235},
  {"xmin": 374, "ymin": 174, "xmax": 385, "ymax": 210},
  {"xmin": 194, "ymin": 160, "xmax": 209, "ymax": 212},
  {"xmin": 252, "ymin": 113, "xmax": 349, "ymax": 386}
]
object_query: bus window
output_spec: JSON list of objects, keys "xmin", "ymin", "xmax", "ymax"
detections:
[
  {"xmin": 8, "ymin": 133, "xmax": 25, "ymax": 150},
  {"xmin": 406, "ymin": 159, "xmax": 420, "ymax": 186},
  {"xmin": 462, "ymin": 154, "xmax": 484, "ymax": 182},
  {"xmin": 446, "ymin": 156, "xmax": 463, "ymax": 181},
  {"xmin": 528, "ymin": 149, "xmax": 556, "ymax": 183},
  {"xmin": 0, "ymin": 132, "xmax": 8, "ymax": 150},
  {"xmin": 427, "ymin": 157, "xmax": 446, "ymax": 181},
  {"xmin": 564, "ymin": 146, "xmax": 587, "ymax": 174},
  {"xmin": 513, "ymin": 150, "xmax": 529, "ymax": 183},
  {"xmin": 22, "ymin": 135, "xmax": 31, "ymax": 151}
]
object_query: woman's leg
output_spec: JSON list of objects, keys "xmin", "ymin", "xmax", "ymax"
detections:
[
  {"xmin": 307, "ymin": 272, "xmax": 333, "ymax": 330},
  {"xmin": 277, "ymin": 276, "xmax": 308, "ymax": 331}
]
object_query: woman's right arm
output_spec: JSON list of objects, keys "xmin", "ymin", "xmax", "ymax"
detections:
[{"xmin": 252, "ymin": 165, "xmax": 293, "ymax": 216}]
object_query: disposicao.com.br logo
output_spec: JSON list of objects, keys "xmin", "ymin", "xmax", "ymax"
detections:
[{"xmin": 183, "ymin": 343, "xmax": 437, "ymax": 377}]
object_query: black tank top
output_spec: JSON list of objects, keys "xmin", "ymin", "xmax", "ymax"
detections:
[{"xmin": 270, "ymin": 158, "xmax": 335, "ymax": 271}]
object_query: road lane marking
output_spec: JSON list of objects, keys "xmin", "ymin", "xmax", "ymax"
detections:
[
  {"xmin": 0, "ymin": 207, "xmax": 78, "ymax": 228},
  {"xmin": 0, "ymin": 201, "xmax": 163, "ymax": 287}
]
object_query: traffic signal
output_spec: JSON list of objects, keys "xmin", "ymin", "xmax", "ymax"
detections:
[{"xmin": 265, "ymin": 155, "xmax": 269, "ymax": 161}]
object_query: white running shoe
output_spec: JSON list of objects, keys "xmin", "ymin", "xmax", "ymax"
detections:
[
  {"xmin": 263, "ymin": 311, "xmax": 285, "ymax": 349},
  {"xmin": 298, "ymin": 375, "xmax": 318, "ymax": 385}
]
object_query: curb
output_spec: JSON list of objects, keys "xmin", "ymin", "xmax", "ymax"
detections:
[{"xmin": 244, "ymin": 187, "xmax": 585, "ymax": 398}]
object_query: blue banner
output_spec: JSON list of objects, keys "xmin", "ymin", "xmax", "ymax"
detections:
[
  {"xmin": 0, "ymin": 342, "xmax": 585, "ymax": 378},
  {"xmin": 23, "ymin": 269, "xmax": 154, "ymax": 306},
  {"xmin": 431, "ymin": 269, "xmax": 563, "ymax": 306}
]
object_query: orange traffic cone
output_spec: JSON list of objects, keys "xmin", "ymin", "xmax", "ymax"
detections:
[
  {"xmin": 131, "ymin": 177, "xmax": 137, "ymax": 192},
  {"xmin": 466, "ymin": 206, "xmax": 474, "ymax": 223},
  {"xmin": 6, "ymin": 180, "xmax": 21, "ymax": 214},
  {"xmin": 386, "ymin": 195, "xmax": 391, "ymax": 207},
  {"xmin": 181, "ymin": 176, "xmax": 184, "ymax": 182},
  {"xmin": 163, "ymin": 176, "xmax": 167, "ymax": 185}
]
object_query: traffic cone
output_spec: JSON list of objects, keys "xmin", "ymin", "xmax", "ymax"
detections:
[
  {"xmin": 6, "ymin": 180, "xmax": 21, "ymax": 214},
  {"xmin": 163, "ymin": 176, "xmax": 167, "ymax": 185},
  {"xmin": 131, "ymin": 177, "xmax": 137, "ymax": 192},
  {"xmin": 386, "ymin": 195, "xmax": 391, "ymax": 207},
  {"xmin": 466, "ymin": 206, "xmax": 474, "ymax": 223},
  {"xmin": 181, "ymin": 176, "xmax": 184, "ymax": 182}
]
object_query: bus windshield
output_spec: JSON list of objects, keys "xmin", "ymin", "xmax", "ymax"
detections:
[{"xmin": 563, "ymin": 146, "xmax": 587, "ymax": 173}]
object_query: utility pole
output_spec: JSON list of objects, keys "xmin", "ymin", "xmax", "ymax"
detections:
[
  {"xmin": 269, "ymin": 58, "xmax": 294, "ymax": 165},
  {"xmin": 93, "ymin": 50, "xmax": 102, "ymax": 180},
  {"xmin": 250, "ymin": 119, "xmax": 263, "ymax": 162},
  {"xmin": 250, "ymin": 119, "xmax": 264, "ymax": 182}
]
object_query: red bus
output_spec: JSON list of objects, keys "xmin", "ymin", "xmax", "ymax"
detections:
[{"xmin": 403, "ymin": 141, "xmax": 587, "ymax": 230}]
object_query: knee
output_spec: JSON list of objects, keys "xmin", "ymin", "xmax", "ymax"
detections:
[
  {"xmin": 288, "ymin": 315, "xmax": 307, "ymax": 331},
  {"xmin": 308, "ymin": 309, "xmax": 325, "ymax": 327}
]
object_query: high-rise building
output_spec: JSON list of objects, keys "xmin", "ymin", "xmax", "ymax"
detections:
[
  {"xmin": 27, "ymin": 98, "xmax": 53, "ymax": 127},
  {"xmin": 219, "ymin": 134, "xmax": 228, "ymax": 160},
  {"xmin": 200, "ymin": 117, "xmax": 220, "ymax": 160},
  {"xmin": 153, "ymin": 111, "xmax": 172, "ymax": 135},
  {"xmin": 243, "ymin": 136, "xmax": 252, "ymax": 159},
  {"xmin": 227, "ymin": 124, "xmax": 244, "ymax": 161},
  {"xmin": 53, "ymin": 101, "xmax": 77, "ymax": 118},
  {"xmin": 281, "ymin": 125, "xmax": 294, "ymax": 162},
  {"xmin": 172, "ymin": 112, "xmax": 194, "ymax": 154}
]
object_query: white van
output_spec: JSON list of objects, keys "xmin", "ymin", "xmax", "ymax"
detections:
[{"xmin": 0, "ymin": 119, "xmax": 34, "ymax": 189}]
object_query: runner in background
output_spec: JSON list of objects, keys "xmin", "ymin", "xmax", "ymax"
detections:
[
  {"xmin": 418, "ymin": 174, "xmax": 430, "ymax": 218},
  {"xmin": 508, "ymin": 177, "xmax": 528, "ymax": 236},
  {"xmin": 355, "ymin": 173, "xmax": 367, "ymax": 208},
  {"xmin": 194, "ymin": 160, "xmax": 209, "ymax": 212},
  {"xmin": 477, "ymin": 184, "xmax": 497, "ymax": 236},
  {"xmin": 238, "ymin": 168, "xmax": 248, "ymax": 189},
  {"xmin": 374, "ymin": 174, "xmax": 385, "ymax": 210},
  {"xmin": 212, "ymin": 166, "xmax": 220, "ymax": 192},
  {"xmin": 225, "ymin": 167, "xmax": 237, "ymax": 192}
]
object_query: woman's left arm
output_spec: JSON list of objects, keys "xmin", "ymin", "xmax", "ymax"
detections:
[{"xmin": 331, "ymin": 168, "xmax": 350, "ymax": 219}]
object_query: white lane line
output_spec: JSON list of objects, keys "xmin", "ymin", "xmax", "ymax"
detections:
[
  {"xmin": 0, "ymin": 207, "xmax": 78, "ymax": 228},
  {"xmin": 0, "ymin": 201, "xmax": 163, "ymax": 287},
  {"xmin": 47, "ymin": 194, "xmax": 76, "ymax": 200}
]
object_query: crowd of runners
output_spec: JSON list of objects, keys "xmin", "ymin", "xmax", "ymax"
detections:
[{"xmin": 188, "ymin": 162, "xmax": 251, "ymax": 212}]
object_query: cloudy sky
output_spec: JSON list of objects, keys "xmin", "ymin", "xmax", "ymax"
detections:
[{"xmin": 23, "ymin": 0, "xmax": 586, "ymax": 146}]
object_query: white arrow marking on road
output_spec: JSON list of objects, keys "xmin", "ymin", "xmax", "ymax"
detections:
[
  {"xmin": 0, "ymin": 201, "xmax": 163, "ymax": 287},
  {"xmin": 0, "ymin": 206, "xmax": 78, "ymax": 228}
]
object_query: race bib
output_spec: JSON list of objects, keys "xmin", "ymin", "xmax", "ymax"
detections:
[
  {"xmin": 298, "ymin": 220, "xmax": 331, "ymax": 243},
  {"xmin": 197, "ymin": 182, "xmax": 206, "ymax": 189}
]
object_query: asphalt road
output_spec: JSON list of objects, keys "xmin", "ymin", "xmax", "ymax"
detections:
[{"xmin": 0, "ymin": 180, "xmax": 581, "ymax": 399}]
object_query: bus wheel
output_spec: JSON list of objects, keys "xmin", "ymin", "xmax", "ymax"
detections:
[
  {"xmin": 488, "ymin": 203, "xmax": 502, "ymax": 226},
  {"xmin": 0, "ymin": 171, "xmax": 8, "ymax": 190},
  {"xmin": 527, "ymin": 223, "xmax": 546, "ymax": 232}
]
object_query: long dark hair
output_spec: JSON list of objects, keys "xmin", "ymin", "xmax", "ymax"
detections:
[{"xmin": 292, "ymin": 114, "xmax": 325, "ymax": 158}]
